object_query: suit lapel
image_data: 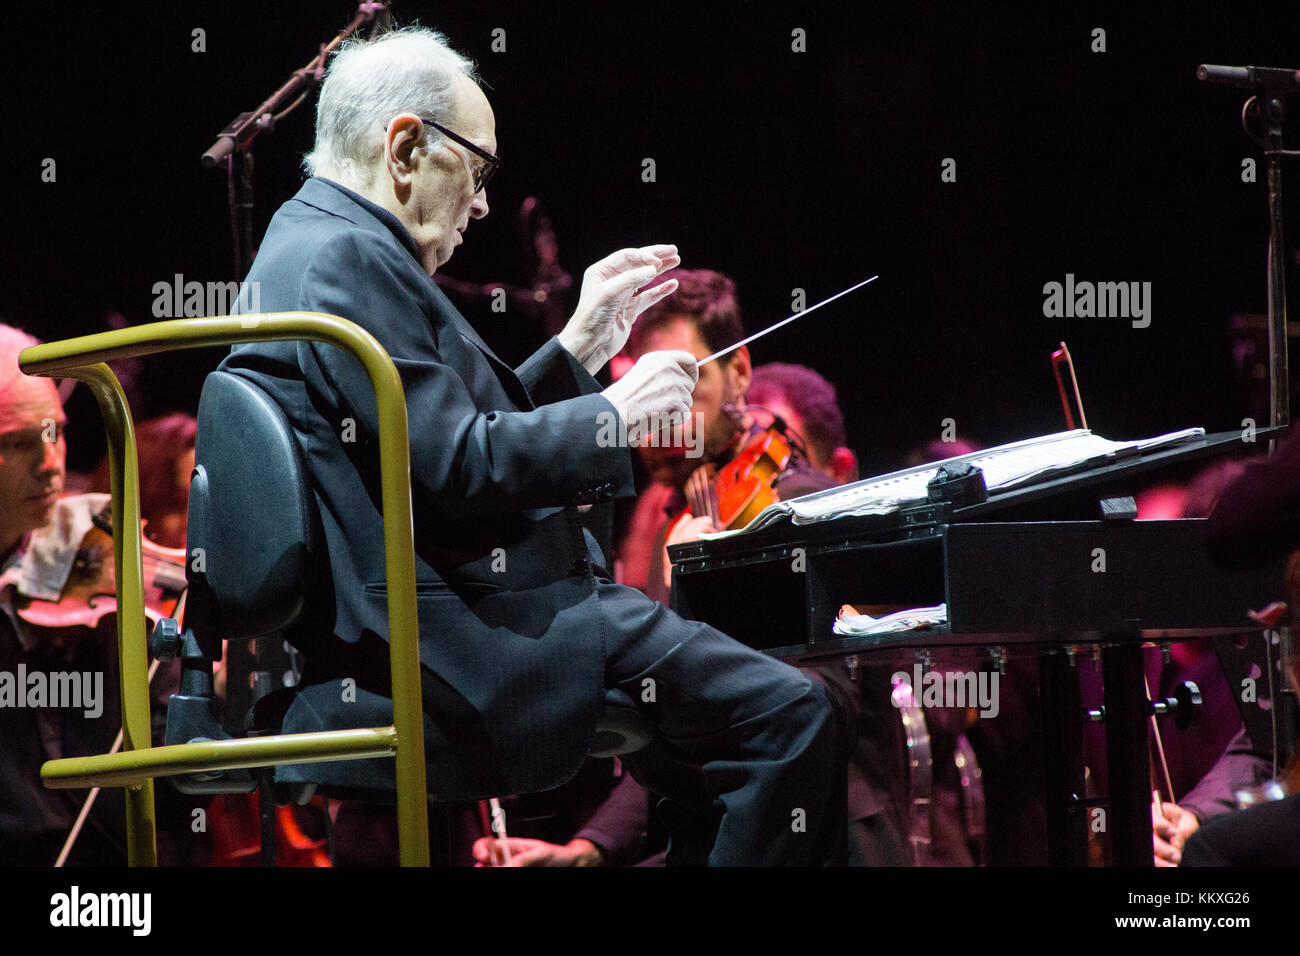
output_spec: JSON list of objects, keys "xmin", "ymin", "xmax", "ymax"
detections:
[
  {"xmin": 425, "ymin": 281, "xmax": 535, "ymax": 411},
  {"xmin": 460, "ymin": 334, "xmax": 535, "ymax": 411}
]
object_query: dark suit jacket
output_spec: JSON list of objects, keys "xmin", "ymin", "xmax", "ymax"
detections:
[{"xmin": 220, "ymin": 178, "xmax": 635, "ymax": 800}]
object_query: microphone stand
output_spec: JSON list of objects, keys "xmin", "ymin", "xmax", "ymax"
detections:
[
  {"xmin": 1200, "ymin": 64, "xmax": 1300, "ymax": 805},
  {"xmin": 200, "ymin": 2, "xmax": 391, "ymax": 278},
  {"xmin": 1199, "ymin": 64, "xmax": 1300, "ymax": 433}
]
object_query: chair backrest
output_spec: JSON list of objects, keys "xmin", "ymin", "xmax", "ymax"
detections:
[
  {"xmin": 186, "ymin": 369, "xmax": 329, "ymax": 657},
  {"xmin": 25, "ymin": 316, "xmax": 432, "ymax": 864}
]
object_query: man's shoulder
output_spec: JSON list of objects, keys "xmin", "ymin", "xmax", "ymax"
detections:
[
  {"xmin": 249, "ymin": 183, "xmax": 434, "ymax": 317},
  {"xmin": 775, "ymin": 459, "xmax": 837, "ymax": 500},
  {"xmin": 259, "ymin": 184, "xmax": 388, "ymax": 267}
]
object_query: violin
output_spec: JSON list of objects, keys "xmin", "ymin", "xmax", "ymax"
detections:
[
  {"xmin": 18, "ymin": 499, "xmax": 191, "ymax": 866},
  {"xmin": 16, "ymin": 510, "xmax": 188, "ymax": 631},
  {"xmin": 1215, "ymin": 548, "xmax": 1300, "ymax": 809},
  {"xmin": 682, "ymin": 426, "xmax": 794, "ymax": 532},
  {"xmin": 653, "ymin": 411, "xmax": 807, "ymax": 595},
  {"xmin": 677, "ymin": 406, "xmax": 809, "ymax": 534},
  {"xmin": 16, "ymin": 501, "xmax": 328, "ymax": 867}
]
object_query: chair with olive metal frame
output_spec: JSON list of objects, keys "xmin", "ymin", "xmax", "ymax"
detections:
[{"xmin": 21, "ymin": 313, "xmax": 430, "ymax": 866}]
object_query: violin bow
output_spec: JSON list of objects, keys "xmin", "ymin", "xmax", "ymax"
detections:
[
  {"xmin": 55, "ymin": 655, "xmax": 163, "ymax": 867},
  {"xmin": 55, "ymin": 587, "xmax": 186, "ymax": 866},
  {"xmin": 1050, "ymin": 346, "xmax": 1173, "ymax": 814},
  {"xmin": 476, "ymin": 796, "xmax": 512, "ymax": 865},
  {"xmin": 1145, "ymin": 671, "xmax": 1176, "ymax": 809},
  {"xmin": 1050, "ymin": 342, "xmax": 1088, "ymax": 430}
]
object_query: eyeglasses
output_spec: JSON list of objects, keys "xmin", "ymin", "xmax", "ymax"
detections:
[{"xmin": 413, "ymin": 115, "xmax": 500, "ymax": 193}]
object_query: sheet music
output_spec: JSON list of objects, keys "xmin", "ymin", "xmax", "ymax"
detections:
[
  {"xmin": 704, "ymin": 427, "xmax": 1205, "ymax": 537},
  {"xmin": 833, "ymin": 604, "xmax": 948, "ymax": 636}
]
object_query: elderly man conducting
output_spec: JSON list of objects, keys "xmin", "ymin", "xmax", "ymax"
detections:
[{"xmin": 219, "ymin": 26, "xmax": 843, "ymax": 865}]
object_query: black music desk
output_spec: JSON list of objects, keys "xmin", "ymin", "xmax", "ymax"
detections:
[{"xmin": 670, "ymin": 429, "xmax": 1287, "ymax": 866}]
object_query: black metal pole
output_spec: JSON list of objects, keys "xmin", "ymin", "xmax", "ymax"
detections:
[
  {"xmin": 1197, "ymin": 65, "xmax": 1297, "ymax": 433},
  {"xmin": 1102, "ymin": 641, "xmax": 1150, "ymax": 866},
  {"xmin": 1264, "ymin": 93, "xmax": 1290, "ymax": 430}
]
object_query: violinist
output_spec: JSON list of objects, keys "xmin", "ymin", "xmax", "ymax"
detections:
[
  {"xmin": 0, "ymin": 323, "xmax": 126, "ymax": 864},
  {"xmin": 87, "ymin": 414, "xmax": 196, "ymax": 550},
  {"xmin": 747, "ymin": 362, "xmax": 859, "ymax": 487},
  {"xmin": 0, "ymin": 325, "xmax": 207, "ymax": 866},
  {"xmin": 614, "ymin": 270, "xmax": 844, "ymax": 604}
]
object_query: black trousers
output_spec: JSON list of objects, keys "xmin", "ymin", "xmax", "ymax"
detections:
[{"xmin": 595, "ymin": 580, "xmax": 847, "ymax": 865}]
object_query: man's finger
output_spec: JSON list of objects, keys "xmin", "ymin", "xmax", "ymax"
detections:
[
  {"xmin": 592, "ymin": 247, "xmax": 660, "ymax": 280},
  {"xmin": 637, "ymin": 243, "xmax": 678, "ymax": 262},
  {"xmin": 670, "ymin": 349, "xmax": 699, "ymax": 383},
  {"xmin": 611, "ymin": 265, "xmax": 662, "ymax": 298},
  {"xmin": 511, "ymin": 847, "xmax": 551, "ymax": 867},
  {"xmin": 644, "ymin": 248, "xmax": 680, "ymax": 274},
  {"xmin": 633, "ymin": 278, "xmax": 679, "ymax": 317},
  {"xmin": 591, "ymin": 244, "xmax": 678, "ymax": 281},
  {"xmin": 629, "ymin": 244, "xmax": 678, "ymax": 275}
]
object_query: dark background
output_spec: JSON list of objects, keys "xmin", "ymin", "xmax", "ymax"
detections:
[{"xmin": 4, "ymin": 1, "xmax": 1299, "ymax": 476}]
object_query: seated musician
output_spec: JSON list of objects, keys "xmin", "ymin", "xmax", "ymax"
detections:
[
  {"xmin": 0, "ymin": 326, "xmax": 207, "ymax": 865},
  {"xmin": 88, "ymin": 414, "xmax": 196, "ymax": 550},
  {"xmin": 1149, "ymin": 438, "xmax": 1300, "ymax": 865},
  {"xmin": 1133, "ymin": 460, "xmax": 1273, "ymax": 865},
  {"xmin": 0, "ymin": 325, "xmax": 141, "ymax": 864},
  {"xmin": 747, "ymin": 362, "xmax": 859, "ymax": 486}
]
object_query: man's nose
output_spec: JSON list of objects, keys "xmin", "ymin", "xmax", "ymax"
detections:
[
  {"xmin": 38, "ymin": 436, "xmax": 63, "ymax": 475},
  {"xmin": 470, "ymin": 188, "xmax": 489, "ymax": 220}
]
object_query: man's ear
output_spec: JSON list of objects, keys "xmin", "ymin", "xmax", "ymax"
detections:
[
  {"xmin": 727, "ymin": 345, "xmax": 752, "ymax": 396},
  {"xmin": 384, "ymin": 113, "xmax": 425, "ymax": 187},
  {"xmin": 829, "ymin": 446, "xmax": 858, "ymax": 485}
]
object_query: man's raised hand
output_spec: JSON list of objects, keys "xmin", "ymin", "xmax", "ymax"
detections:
[{"xmin": 558, "ymin": 244, "xmax": 681, "ymax": 374}]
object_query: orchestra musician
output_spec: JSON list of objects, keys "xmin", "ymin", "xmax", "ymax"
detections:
[
  {"xmin": 216, "ymin": 26, "xmax": 847, "ymax": 865},
  {"xmin": 0, "ymin": 323, "xmax": 117, "ymax": 864},
  {"xmin": 613, "ymin": 270, "xmax": 844, "ymax": 604},
  {"xmin": 0, "ymin": 325, "xmax": 210, "ymax": 866},
  {"xmin": 1154, "ymin": 435, "xmax": 1300, "ymax": 865},
  {"xmin": 0, "ymin": 324, "xmax": 147, "ymax": 864}
]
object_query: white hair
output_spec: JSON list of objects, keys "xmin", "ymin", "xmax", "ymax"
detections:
[
  {"xmin": 303, "ymin": 26, "xmax": 478, "ymax": 189},
  {"xmin": 0, "ymin": 323, "xmax": 43, "ymax": 396}
]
